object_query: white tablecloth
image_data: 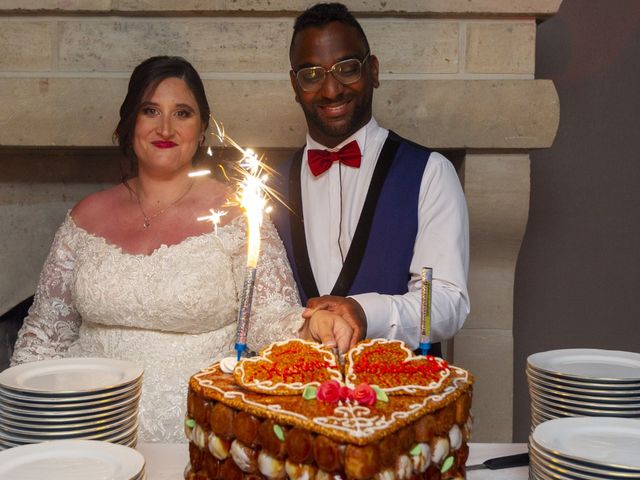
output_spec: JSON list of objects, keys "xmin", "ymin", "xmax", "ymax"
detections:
[{"xmin": 137, "ymin": 442, "xmax": 529, "ymax": 479}]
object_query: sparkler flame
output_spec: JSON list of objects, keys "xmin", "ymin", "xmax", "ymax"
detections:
[{"xmin": 209, "ymin": 117, "xmax": 275, "ymax": 268}]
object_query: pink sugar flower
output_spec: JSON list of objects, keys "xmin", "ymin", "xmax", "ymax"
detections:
[
  {"xmin": 339, "ymin": 385, "xmax": 354, "ymax": 402},
  {"xmin": 317, "ymin": 380, "xmax": 341, "ymax": 404},
  {"xmin": 353, "ymin": 383, "xmax": 377, "ymax": 406}
]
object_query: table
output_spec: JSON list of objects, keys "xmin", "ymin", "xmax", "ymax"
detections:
[{"xmin": 137, "ymin": 442, "xmax": 529, "ymax": 479}]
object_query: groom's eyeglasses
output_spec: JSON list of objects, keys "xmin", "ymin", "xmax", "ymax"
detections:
[{"xmin": 293, "ymin": 52, "xmax": 371, "ymax": 93}]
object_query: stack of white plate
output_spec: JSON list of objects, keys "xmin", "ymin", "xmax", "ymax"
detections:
[
  {"xmin": 526, "ymin": 348, "xmax": 640, "ymax": 429},
  {"xmin": 529, "ymin": 417, "xmax": 640, "ymax": 480},
  {"xmin": 0, "ymin": 439, "xmax": 146, "ymax": 479},
  {"xmin": 0, "ymin": 358, "xmax": 143, "ymax": 450}
]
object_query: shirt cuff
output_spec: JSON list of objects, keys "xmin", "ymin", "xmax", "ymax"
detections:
[{"xmin": 348, "ymin": 292, "xmax": 393, "ymax": 339}]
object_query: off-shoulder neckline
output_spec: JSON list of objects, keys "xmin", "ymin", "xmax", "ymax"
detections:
[{"xmin": 65, "ymin": 211, "xmax": 244, "ymax": 258}]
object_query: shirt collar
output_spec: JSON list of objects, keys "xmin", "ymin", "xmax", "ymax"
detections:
[{"xmin": 306, "ymin": 117, "xmax": 380, "ymax": 154}]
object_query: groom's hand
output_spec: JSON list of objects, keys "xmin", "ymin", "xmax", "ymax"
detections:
[
  {"xmin": 303, "ymin": 295, "xmax": 367, "ymax": 348},
  {"xmin": 298, "ymin": 309, "xmax": 353, "ymax": 354}
]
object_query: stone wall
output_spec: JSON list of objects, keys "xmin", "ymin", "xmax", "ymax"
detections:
[{"xmin": 0, "ymin": 0, "xmax": 560, "ymax": 441}]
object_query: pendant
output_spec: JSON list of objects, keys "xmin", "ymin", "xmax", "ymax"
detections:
[{"xmin": 143, "ymin": 219, "xmax": 151, "ymax": 228}]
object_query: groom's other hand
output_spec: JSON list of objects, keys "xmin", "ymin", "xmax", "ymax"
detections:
[
  {"xmin": 298, "ymin": 309, "xmax": 353, "ymax": 354},
  {"xmin": 302, "ymin": 295, "xmax": 367, "ymax": 348}
]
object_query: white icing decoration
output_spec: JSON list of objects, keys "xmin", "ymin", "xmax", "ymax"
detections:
[
  {"xmin": 230, "ymin": 439, "xmax": 256, "ymax": 473},
  {"xmin": 284, "ymin": 460, "xmax": 316, "ymax": 480},
  {"xmin": 192, "ymin": 423, "xmax": 206, "ymax": 449},
  {"xmin": 431, "ymin": 437, "xmax": 450, "ymax": 465},
  {"xmin": 344, "ymin": 339, "xmax": 451, "ymax": 394},
  {"xmin": 396, "ymin": 455, "xmax": 413, "ymax": 480},
  {"xmin": 194, "ymin": 363, "xmax": 471, "ymax": 442},
  {"xmin": 374, "ymin": 469, "xmax": 395, "ymax": 480},
  {"xmin": 220, "ymin": 356, "xmax": 238, "ymax": 374},
  {"xmin": 208, "ymin": 432, "xmax": 229, "ymax": 460},
  {"xmin": 464, "ymin": 416, "xmax": 473, "ymax": 440},
  {"xmin": 234, "ymin": 339, "xmax": 342, "ymax": 392},
  {"xmin": 411, "ymin": 443, "xmax": 431, "ymax": 473},
  {"xmin": 258, "ymin": 451, "xmax": 285, "ymax": 479},
  {"xmin": 449, "ymin": 424, "xmax": 462, "ymax": 450},
  {"xmin": 315, "ymin": 471, "xmax": 345, "ymax": 480}
]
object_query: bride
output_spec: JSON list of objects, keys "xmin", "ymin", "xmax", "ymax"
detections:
[{"xmin": 11, "ymin": 56, "xmax": 350, "ymax": 443}]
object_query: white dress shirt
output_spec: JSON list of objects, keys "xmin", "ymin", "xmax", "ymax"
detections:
[{"xmin": 301, "ymin": 118, "xmax": 469, "ymax": 348}]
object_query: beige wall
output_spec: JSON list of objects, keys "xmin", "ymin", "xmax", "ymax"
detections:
[{"xmin": 0, "ymin": 0, "xmax": 560, "ymax": 441}]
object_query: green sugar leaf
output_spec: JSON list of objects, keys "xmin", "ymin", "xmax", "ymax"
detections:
[
  {"xmin": 409, "ymin": 444, "xmax": 422, "ymax": 456},
  {"xmin": 185, "ymin": 418, "xmax": 195, "ymax": 428},
  {"xmin": 441, "ymin": 455, "xmax": 454, "ymax": 473},
  {"xmin": 273, "ymin": 424, "xmax": 285, "ymax": 441},
  {"xmin": 371, "ymin": 385, "xmax": 389, "ymax": 403},
  {"xmin": 302, "ymin": 386, "xmax": 317, "ymax": 400}
]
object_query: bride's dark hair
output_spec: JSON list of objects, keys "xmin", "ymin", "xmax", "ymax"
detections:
[{"xmin": 113, "ymin": 56, "xmax": 211, "ymax": 177}]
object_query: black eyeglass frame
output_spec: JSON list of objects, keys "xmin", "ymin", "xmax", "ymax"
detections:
[{"xmin": 292, "ymin": 52, "xmax": 371, "ymax": 92}]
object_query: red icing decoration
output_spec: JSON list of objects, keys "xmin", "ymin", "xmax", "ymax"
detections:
[
  {"xmin": 253, "ymin": 359, "xmax": 332, "ymax": 383},
  {"xmin": 353, "ymin": 347, "xmax": 448, "ymax": 380}
]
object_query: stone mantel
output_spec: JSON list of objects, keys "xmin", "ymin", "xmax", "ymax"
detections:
[
  {"xmin": 1, "ymin": 1, "xmax": 562, "ymax": 18},
  {"xmin": 0, "ymin": 1, "xmax": 561, "ymax": 442},
  {"xmin": 0, "ymin": 79, "xmax": 558, "ymax": 149}
]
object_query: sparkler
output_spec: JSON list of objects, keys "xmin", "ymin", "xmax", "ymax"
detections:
[
  {"xmin": 207, "ymin": 118, "xmax": 274, "ymax": 361},
  {"xmin": 419, "ymin": 267, "xmax": 433, "ymax": 356}
]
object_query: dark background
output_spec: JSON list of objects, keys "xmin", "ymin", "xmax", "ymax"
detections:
[{"xmin": 514, "ymin": 0, "xmax": 640, "ymax": 440}]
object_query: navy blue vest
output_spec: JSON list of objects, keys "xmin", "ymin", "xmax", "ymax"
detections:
[{"xmin": 271, "ymin": 131, "xmax": 431, "ymax": 305}]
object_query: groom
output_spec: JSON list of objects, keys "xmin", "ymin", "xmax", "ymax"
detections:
[{"xmin": 272, "ymin": 2, "xmax": 470, "ymax": 354}]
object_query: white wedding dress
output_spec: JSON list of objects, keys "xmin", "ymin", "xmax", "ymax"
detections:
[{"xmin": 11, "ymin": 213, "xmax": 303, "ymax": 442}]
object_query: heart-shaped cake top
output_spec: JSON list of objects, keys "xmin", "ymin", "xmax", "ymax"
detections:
[
  {"xmin": 344, "ymin": 339, "xmax": 451, "ymax": 395},
  {"xmin": 193, "ymin": 338, "xmax": 472, "ymax": 445},
  {"xmin": 234, "ymin": 338, "xmax": 451, "ymax": 397},
  {"xmin": 234, "ymin": 339, "xmax": 342, "ymax": 395}
]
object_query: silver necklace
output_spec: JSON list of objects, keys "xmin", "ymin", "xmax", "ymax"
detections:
[{"xmin": 131, "ymin": 180, "xmax": 194, "ymax": 228}]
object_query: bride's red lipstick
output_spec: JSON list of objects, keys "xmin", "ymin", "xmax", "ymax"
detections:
[{"xmin": 152, "ymin": 140, "xmax": 177, "ymax": 148}]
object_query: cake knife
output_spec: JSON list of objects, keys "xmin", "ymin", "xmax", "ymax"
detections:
[{"xmin": 466, "ymin": 452, "xmax": 529, "ymax": 471}]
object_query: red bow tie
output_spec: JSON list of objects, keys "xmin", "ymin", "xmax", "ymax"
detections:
[{"xmin": 307, "ymin": 140, "xmax": 362, "ymax": 176}]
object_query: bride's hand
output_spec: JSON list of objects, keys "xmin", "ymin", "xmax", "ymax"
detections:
[{"xmin": 298, "ymin": 309, "xmax": 354, "ymax": 354}]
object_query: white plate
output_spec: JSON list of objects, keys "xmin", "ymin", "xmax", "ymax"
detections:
[
  {"xmin": 527, "ymin": 367, "xmax": 640, "ymax": 394},
  {"xmin": 533, "ymin": 417, "xmax": 640, "ymax": 470},
  {"xmin": 0, "ymin": 379, "xmax": 141, "ymax": 404},
  {"xmin": 531, "ymin": 395, "xmax": 640, "ymax": 416},
  {"xmin": 0, "ymin": 390, "xmax": 141, "ymax": 417},
  {"xmin": 0, "ymin": 358, "xmax": 143, "ymax": 395},
  {"xmin": 0, "ymin": 407, "xmax": 136, "ymax": 431},
  {"xmin": 0, "ymin": 440, "xmax": 144, "ymax": 479},
  {"xmin": 528, "ymin": 374, "xmax": 640, "ymax": 402},
  {"xmin": 530, "ymin": 400, "xmax": 564, "ymax": 419},
  {"xmin": 0, "ymin": 398, "xmax": 138, "ymax": 424},
  {"xmin": 0, "ymin": 385, "xmax": 142, "ymax": 410},
  {"xmin": 528, "ymin": 350, "xmax": 640, "ymax": 382},
  {"xmin": 530, "ymin": 386, "xmax": 640, "ymax": 411},
  {"xmin": 530, "ymin": 441, "xmax": 640, "ymax": 478},
  {"xmin": 529, "ymin": 449, "xmax": 593, "ymax": 480},
  {"xmin": 0, "ymin": 410, "xmax": 138, "ymax": 437},
  {"xmin": 530, "ymin": 397, "xmax": 640, "ymax": 419},
  {"xmin": 0, "ymin": 417, "xmax": 139, "ymax": 444}
]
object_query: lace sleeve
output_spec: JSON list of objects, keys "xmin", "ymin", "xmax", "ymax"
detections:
[
  {"xmin": 11, "ymin": 215, "xmax": 82, "ymax": 365},
  {"xmin": 228, "ymin": 216, "xmax": 304, "ymax": 353}
]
